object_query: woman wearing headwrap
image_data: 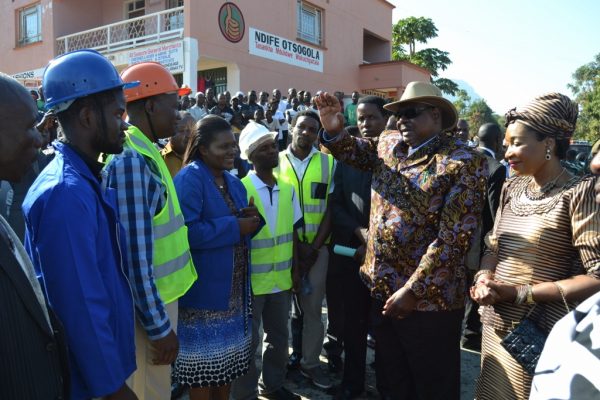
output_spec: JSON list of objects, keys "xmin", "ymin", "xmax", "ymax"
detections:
[{"xmin": 470, "ymin": 93, "xmax": 600, "ymax": 399}]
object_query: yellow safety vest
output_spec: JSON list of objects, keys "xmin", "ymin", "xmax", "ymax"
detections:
[
  {"xmin": 276, "ymin": 150, "xmax": 333, "ymax": 243},
  {"xmin": 107, "ymin": 125, "xmax": 197, "ymax": 304},
  {"xmin": 242, "ymin": 175, "xmax": 294, "ymax": 295}
]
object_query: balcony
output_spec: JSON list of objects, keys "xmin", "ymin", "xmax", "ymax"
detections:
[
  {"xmin": 56, "ymin": 6, "xmax": 184, "ymax": 55},
  {"xmin": 358, "ymin": 60, "xmax": 431, "ymax": 95}
]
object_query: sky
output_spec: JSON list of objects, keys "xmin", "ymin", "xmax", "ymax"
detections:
[{"xmin": 389, "ymin": 0, "xmax": 599, "ymax": 114}]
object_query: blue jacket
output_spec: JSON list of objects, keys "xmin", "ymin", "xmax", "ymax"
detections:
[
  {"xmin": 174, "ymin": 160, "xmax": 254, "ymax": 310},
  {"xmin": 22, "ymin": 142, "xmax": 136, "ymax": 400}
]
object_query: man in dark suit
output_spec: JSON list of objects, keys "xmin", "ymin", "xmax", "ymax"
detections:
[
  {"xmin": 461, "ymin": 122, "xmax": 506, "ymax": 351},
  {"xmin": 0, "ymin": 73, "xmax": 69, "ymax": 399},
  {"xmin": 327, "ymin": 96, "xmax": 388, "ymax": 399}
]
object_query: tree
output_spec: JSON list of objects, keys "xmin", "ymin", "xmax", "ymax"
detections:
[
  {"xmin": 568, "ymin": 53, "xmax": 600, "ymax": 142},
  {"xmin": 392, "ymin": 17, "xmax": 458, "ymax": 95},
  {"xmin": 453, "ymin": 89, "xmax": 471, "ymax": 118},
  {"xmin": 465, "ymin": 99, "xmax": 497, "ymax": 138},
  {"xmin": 453, "ymin": 93, "xmax": 498, "ymax": 138}
]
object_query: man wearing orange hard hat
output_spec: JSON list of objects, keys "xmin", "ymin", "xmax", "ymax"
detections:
[{"xmin": 104, "ymin": 62, "xmax": 197, "ymax": 400}]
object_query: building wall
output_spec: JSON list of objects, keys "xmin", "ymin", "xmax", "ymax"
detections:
[
  {"xmin": 0, "ymin": 0, "xmax": 54, "ymax": 74},
  {"xmin": 54, "ymin": 0, "xmax": 103, "ymax": 38},
  {"xmin": 0, "ymin": 0, "xmax": 429, "ymax": 98},
  {"xmin": 187, "ymin": 0, "xmax": 396, "ymax": 95}
]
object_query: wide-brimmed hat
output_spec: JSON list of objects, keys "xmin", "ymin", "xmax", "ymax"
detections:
[
  {"xmin": 239, "ymin": 121, "xmax": 278, "ymax": 161},
  {"xmin": 384, "ymin": 81, "xmax": 458, "ymax": 131}
]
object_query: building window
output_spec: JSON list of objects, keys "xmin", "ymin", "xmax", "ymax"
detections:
[
  {"xmin": 199, "ymin": 68, "xmax": 227, "ymax": 96},
  {"xmin": 166, "ymin": 0, "xmax": 184, "ymax": 8},
  {"xmin": 125, "ymin": 0, "xmax": 145, "ymax": 19},
  {"xmin": 17, "ymin": 3, "xmax": 42, "ymax": 46},
  {"xmin": 297, "ymin": 1, "xmax": 322, "ymax": 46}
]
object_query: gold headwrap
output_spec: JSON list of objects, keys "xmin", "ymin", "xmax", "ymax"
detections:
[{"xmin": 505, "ymin": 93, "xmax": 578, "ymax": 139}]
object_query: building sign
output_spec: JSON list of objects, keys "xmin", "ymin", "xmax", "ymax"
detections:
[
  {"xmin": 12, "ymin": 67, "xmax": 45, "ymax": 81},
  {"xmin": 126, "ymin": 41, "xmax": 184, "ymax": 73},
  {"xmin": 249, "ymin": 28, "xmax": 323, "ymax": 73},
  {"xmin": 219, "ymin": 2, "xmax": 245, "ymax": 43}
]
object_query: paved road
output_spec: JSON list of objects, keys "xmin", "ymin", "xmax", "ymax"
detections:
[
  {"xmin": 180, "ymin": 307, "xmax": 481, "ymax": 400},
  {"xmin": 278, "ymin": 344, "xmax": 480, "ymax": 399}
]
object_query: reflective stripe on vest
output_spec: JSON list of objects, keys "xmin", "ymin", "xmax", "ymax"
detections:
[
  {"xmin": 252, "ymin": 260, "xmax": 291, "ymax": 274},
  {"xmin": 241, "ymin": 175, "xmax": 294, "ymax": 295},
  {"xmin": 113, "ymin": 126, "xmax": 197, "ymax": 303},
  {"xmin": 252, "ymin": 232, "xmax": 294, "ymax": 249},
  {"xmin": 276, "ymin": 151, "xmax": 333, "ymax": 243}
]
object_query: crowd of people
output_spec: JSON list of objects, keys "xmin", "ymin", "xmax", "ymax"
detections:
[{"xmin": 1, "ymin": 48, "xmax": 600, "ymax": 400}]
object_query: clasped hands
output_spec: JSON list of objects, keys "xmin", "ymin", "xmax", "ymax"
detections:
[
  {"xmin": 238, "ymin": 196, "xmax": 261, "ymax": 235},
  {"xmin": 470, "ymin": 275, "xmax": 517, "ymax": 306}
]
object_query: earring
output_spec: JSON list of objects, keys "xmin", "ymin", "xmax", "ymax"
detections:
[{"xmin": 545, "ymin": 148, "xmax": 552, "ymax": 160}]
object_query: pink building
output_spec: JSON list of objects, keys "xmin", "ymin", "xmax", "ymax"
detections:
[{"xmin": 1, "ymin": 0, "xmax": 429, "ymax": 99}]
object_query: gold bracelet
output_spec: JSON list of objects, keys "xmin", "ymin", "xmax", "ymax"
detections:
[
  {"xmin": 553, "ymin": 282, "xmax": 570, "ymax": 313},
  {"xmin": 525, "ymin": 284, "xmax": 535, "ymax": 305}
]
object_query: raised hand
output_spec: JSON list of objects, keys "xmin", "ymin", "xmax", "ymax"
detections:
[{"xmin": 315, "ymin": 92, "xmax": 345, "ymax": 135}]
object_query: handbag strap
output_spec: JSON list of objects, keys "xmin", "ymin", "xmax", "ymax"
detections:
[
  {"xmin": 553, "ymin": 282, "xmax": 570, "ymax": 313},
  {"xmin": 516, "ymin": 282, "xmax": 570, "ymax": 326}
]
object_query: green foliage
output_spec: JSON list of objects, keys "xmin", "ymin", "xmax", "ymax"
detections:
[
  {"xmin": 568, "ymin": 53, "xmax": 600, "ymax": 142},
  {"xmin": 453, "ymin": 89, "xmax": 471, "ymax": 118},
  {"xmin": 453, "ymin": 92, "xmax": 500, "ymax": 138},
  {"xmin": 467, "ymin": 99, "xmax": 497, "ymax": 138},
  {"xmin": 392, "ymin": 17, "xmax": 438, "ymax": 56},
  {"xmin": 432, "ymin": 78, "xmax": 459, "ymax": 97},
  {"xmin": 392, "ymin": 17, "xmax": 457, "ymax": 96}
]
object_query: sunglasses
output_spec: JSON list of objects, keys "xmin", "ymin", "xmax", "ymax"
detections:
[{"xmin": 394, "ymin": 106, "xmax": 433, "ymax": 120}]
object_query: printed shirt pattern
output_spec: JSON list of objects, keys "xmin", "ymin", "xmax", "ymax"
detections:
[{"xmin": 323, "ymin": 130, "xmax": 487, "ymax": 311}]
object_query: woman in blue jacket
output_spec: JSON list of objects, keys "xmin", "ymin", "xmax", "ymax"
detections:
[{"xmin": 173, "ymin": 115, "xmax": 261, "ymax": 400}]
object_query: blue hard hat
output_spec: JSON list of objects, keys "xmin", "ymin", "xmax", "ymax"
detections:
[{"xmin": 42, "ymin": 49, "xmax": 139, "ymax": 111}]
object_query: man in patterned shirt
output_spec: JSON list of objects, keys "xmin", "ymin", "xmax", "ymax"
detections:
[{"xmin": 316, "ymin": 82, "xmax": 487, "ymax": 400}]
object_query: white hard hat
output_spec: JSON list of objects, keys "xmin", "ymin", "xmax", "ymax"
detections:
[{"xmin": 239, "ymin": 121, "xmax": 277, "ymax": 161}]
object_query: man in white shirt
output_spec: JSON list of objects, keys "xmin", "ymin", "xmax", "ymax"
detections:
[
  {"xmin": 231, "ymin": 122, "xmax": 302, "ymax": 400},
  {"xmin": 277, "ymin": 110, "xmax": 335, "ymax": 390},
  {"xmin": 273, "ymin": 89, "xmax": 290, "ymax": 149},
  {"xmin": 189, "ymin": 92, "xmax": 208, "ymax": 121}
]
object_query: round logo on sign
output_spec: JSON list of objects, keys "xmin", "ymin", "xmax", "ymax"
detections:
[{"xmin": 218, "ymin": 2, "xmax": 245, "ymax": 43}]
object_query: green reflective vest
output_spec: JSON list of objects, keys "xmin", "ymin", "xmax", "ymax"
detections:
[
  {"xmin": 107, "ymin": 125, "xmax": 197, "ymax": 304},
  {"xmin": 276, "ymin": 150, "xmax": 333, "ymax": 243},
  {"xmin": 241, "ymin": 175, "xmax": 294, "ymax": 295}
]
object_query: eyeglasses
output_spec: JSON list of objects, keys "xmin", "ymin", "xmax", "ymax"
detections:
[{"xmin": 394, "ymin": 106, "xmax": 433, "ymax": 120}]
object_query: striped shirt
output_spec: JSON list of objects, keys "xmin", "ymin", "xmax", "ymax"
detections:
[
  {"xmin": 482, "ymin": 175, "xmax": 600, "ymax": 333},
  {"xmin": 104, "ymin": 148, "xmax": 170, "ymax": 340}
]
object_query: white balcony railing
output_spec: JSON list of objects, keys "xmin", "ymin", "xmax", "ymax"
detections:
[{"xmin": 56, "ymin": 6, "xmax": 184, "ymax": 55}]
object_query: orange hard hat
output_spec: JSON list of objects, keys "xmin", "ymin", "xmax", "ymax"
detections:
[{"xmin": 120, "ymin": 62, "xmax": 191, "ymax": 103}]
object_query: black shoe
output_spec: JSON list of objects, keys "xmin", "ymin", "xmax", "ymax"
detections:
[
  {"xmin": 327, "ymin": 355, "xmax": 344, "ymax": 374},
  {"xmin": 262, "ymin": 387, "xmax": 301, "ymax": 400},
  {"xmin": 461, "ymin": 334, "xmax": 482, "ymax": 352},
  {"xmin": 287, "ymin": 352, "xmax": 302, "ymax": 370},
  {"xmin": 332, "ymin": 385, "xmax": 363, "ymax": 400}
]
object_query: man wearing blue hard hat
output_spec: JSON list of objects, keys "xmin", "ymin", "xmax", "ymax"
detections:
[{"xmin": 22, "ymin": 49, "xmax": 139, "ymax": 400}]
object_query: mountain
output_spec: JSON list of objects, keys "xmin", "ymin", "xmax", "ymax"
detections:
[{"xmin": 446, "ymin": 79, "xmax": 481, "ymax": 103}]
